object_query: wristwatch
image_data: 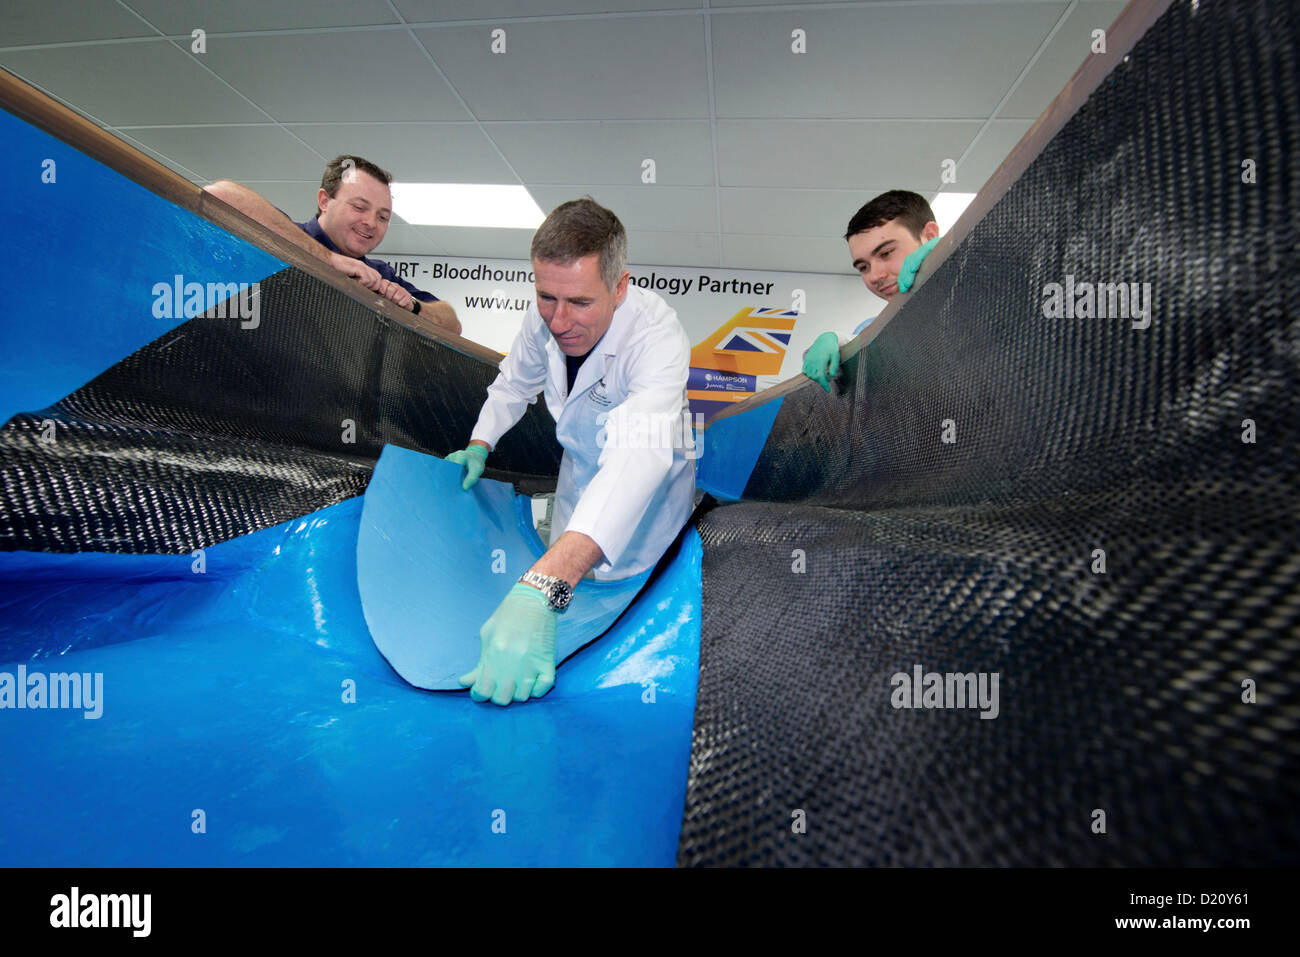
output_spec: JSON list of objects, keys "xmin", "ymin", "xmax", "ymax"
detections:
[{"xmin": 519, "ymin": 571, "xmax": 573, "ymax": 611}]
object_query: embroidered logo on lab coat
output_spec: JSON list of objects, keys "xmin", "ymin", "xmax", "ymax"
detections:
[{"xmin": 588, "ymin": 378, "xmax": 613, "ymax": 408}]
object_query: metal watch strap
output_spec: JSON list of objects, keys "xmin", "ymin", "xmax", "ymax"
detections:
[{"xmin": 519, "ymin": 571, "xmax": 572, "ymax": 611}]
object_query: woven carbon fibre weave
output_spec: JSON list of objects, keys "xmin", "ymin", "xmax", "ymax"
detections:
[
  {"xmin": 679, "ymin": 0, "xmax": 1299, "ymax": 865},
  {"xmin": 0, "ymin": 268, "xmax": 561, "ymax": 554}
]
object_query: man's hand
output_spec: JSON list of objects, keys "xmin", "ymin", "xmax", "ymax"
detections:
[
  {"xmin": 446, "ymin": 443, "xmax": 489, "ymax": 490},
  {"xmin": 898, "ymin": 236, "xmax": 940, "ymax": 294},
  {"xmin": 376, "ymin": 279, "xmax": 413, "ymax": 309},
  {"xmin": 328, "ymin": 251, "xmax": 383, "ymax": 291},
  {"xmin": 422, "ymin": 300, "xmax": 462, "ymax": 335},
  {"xmin": 458, "ymin": 583, "xmax": 558, "ymax": 706},
  {"xmin": 802, "ymin": 331, "xmax": 841, "ymax": 393}
]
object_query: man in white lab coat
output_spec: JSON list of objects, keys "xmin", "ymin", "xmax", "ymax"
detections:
[{"xmin": 445, "ymin": 197, "xmax": 696, "ymax": 707}]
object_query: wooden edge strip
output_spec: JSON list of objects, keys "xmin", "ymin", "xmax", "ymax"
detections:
[
  {"xmin": 0, "ymin": 66, "xmax": 505, "ymax": 367},
  {"xmin": 704, "ymin": 0, "xmax": 1175, "ymax": 429}
]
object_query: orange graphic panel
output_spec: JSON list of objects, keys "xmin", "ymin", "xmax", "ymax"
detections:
[{"xmin": 689, "ymin": 307, "xmax": 798, "ymax": 377}]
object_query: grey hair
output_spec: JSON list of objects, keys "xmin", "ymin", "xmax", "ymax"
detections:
[{"xmin": 530, "ymin": 196, "xmax": 627, "ymax": 290}]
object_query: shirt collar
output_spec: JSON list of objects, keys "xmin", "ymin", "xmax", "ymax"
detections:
[{"xmin": 299, "ymin": 217, "xmax": 341, "ymax": 255}]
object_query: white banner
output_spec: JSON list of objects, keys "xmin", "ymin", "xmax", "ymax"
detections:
[{"xmin": 376, "ymin": 254, "xmax": 883, "ymax": 417}]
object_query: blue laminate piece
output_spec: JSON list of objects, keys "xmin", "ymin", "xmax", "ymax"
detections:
[
  {"xmin": 696, "ymin": 396, "xmax": 784, "ymax": 502},
  {"xmin": 357, "ymin": 445, "xmax": 652, "ymax": 690}
]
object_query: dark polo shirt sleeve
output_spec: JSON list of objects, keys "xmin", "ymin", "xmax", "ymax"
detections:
[{"xmin": 294, "ymin": 217, "xmax": 438, "ymax": 303}]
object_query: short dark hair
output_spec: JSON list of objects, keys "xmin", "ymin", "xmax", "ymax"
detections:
[
  {"xmin": 530, "ymin": 196, "xmax": 628, "ymax": 290},
  {"xmin": 317, "ymin": 155, "xmax": 393, "ymax": 217},
  {"xmin": 844, "ymin": 190, "xmax": 936, "ymax": 241}
]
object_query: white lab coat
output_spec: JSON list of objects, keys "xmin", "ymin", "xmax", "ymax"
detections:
[{"xmin": 470, "ymin": 285, "xmax": 696, "ymax": 580}]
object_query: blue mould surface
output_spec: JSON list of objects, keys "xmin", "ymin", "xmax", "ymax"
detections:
[
  {"xmin": 0, "ymin": 496, "xmax": 702, "ymax": 867},
  {"xmin": 1, "ymin": 104, "xmax": 285, "ymax": 421}
]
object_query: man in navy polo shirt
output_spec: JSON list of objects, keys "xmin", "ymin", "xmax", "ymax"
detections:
[{"xmin": 204, "ymin": 156, "xmax": 460, "ymax": 333}]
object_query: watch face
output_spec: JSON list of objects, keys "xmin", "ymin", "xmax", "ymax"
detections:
[{"xmin": 551, "ymin": 581, "xmax": 573, "ymax": 610}]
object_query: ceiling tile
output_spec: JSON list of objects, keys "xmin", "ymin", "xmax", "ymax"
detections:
[
  {"xmin": 287, "ymin": 123, "xmax": 517, "ymax": 183},
  {"xmin": 721, "ymin": 232, "xmax": 851, "ymax": 275},
  {"xmin": 709, "ymin": 0, "xmax": 843, "ymax": 6},
  {"xmin": 413, "ymin": 16, "xmax": 709, "ymax": 120},
  {"xmin": 395, "ymin": 0, "xmax": 702, "ymax": 19},
  {"xmin": 371, "ymin": 223, "xmax": 443, "ymax": 256},
  {"xmin": 417, "ymin": 226, "xmax": 537, "ymax": 260},
  {"xmin": 410, "ymin": 228, "xmax": 450, "ymax": 255},
  {"xmin": 530, "ymin": 185, "xmax": 717, "ymax": 234},
  {"xmin": 1000, "ymin": 1, "xmax": 1128, "ymax": 119},
  {"xmin": 952, "ymin": 118, "xmax": 1034, "ymax": 186},
  {"xmin": 0, "ymin": 41, "xmax": 266, "ymax": 125},
  {"xmin": 124, "ymin": 125, "xmax": 326, "ymax": 183},
  {"xmin": 113, "ymin": 131, "xmax": 209, "ymax": 181},
  {"xmin": 196, "ymin": 31, "xmax": 472, "ymax": 122},
  {"xmin": 486, "ymin": 121, "xmax": 714, "ymax": 185},
  {"xmin": 123, "ymin": 0, "xmax": 401, "ymax": 34},
  {"xmin": 711, "ymin": 2, "xmax": 1068, "ymax": 119},
  {"xmin": 716, "ymin": 120, "xmax": 979, "ymax": 190},
  {"xmin": 202, "ymin": 180, "xmax": 325, "ymax": 222},
  {"xmin": 625, "ymin": 230, "xmax": 719, "ymax": 269},
  {"xmin": 720, "ymin": 187, "xmax": 873, "ymax": 239},
  {"xmin": 0, "ymin": 0, "xmax": 155, "ymax": 46}
]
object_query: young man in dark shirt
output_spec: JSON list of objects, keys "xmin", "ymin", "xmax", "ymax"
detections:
[{"xmin": 204, "ymin": 155, "xmax": 460, "ymax": 334}]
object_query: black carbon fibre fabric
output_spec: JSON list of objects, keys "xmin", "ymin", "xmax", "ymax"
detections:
[
  {"xmin": 680, "ymin": 0, "xmax": 1300, "ymax": 865},
  {"xmin": 0, "ymin": 267, "xmax": 561, "ymax": 553}
]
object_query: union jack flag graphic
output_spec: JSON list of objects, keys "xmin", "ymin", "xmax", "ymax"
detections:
[
  {"xmin": 687, "ymin": 306, "xmax": 801, "ymax": 418},
  {"xmin": 688, "ymin": 307, "xmax": 798, "ymax": 377}
]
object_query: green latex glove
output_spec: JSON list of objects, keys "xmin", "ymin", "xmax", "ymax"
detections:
[
  {"xmin": 898, "ymin": 236, "xmax": 940, "ymax": 293},
  {"xmin": 459, "ymin": 583, "xmax": 558, "ymax": 706},
  {"xmin": 445, "ymin": 443, "xmax": 488, "ymax": 490},
  {"xmin": 802, "ymin": 331, "xmax": 841, "ymax": 393}
]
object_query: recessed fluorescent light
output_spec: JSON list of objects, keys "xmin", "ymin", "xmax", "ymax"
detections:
[
  {"xmin": 390, "ymin": 183, "xmax": 545, "ymax": 229},
  {"xmin": 930, "ymin": 192, "xmax": 978, "ymax": 235}
]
